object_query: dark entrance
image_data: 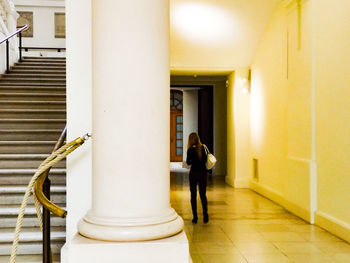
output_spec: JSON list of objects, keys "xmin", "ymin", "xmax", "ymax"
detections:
[{"xmin": 170, "ymin": 84, "xmax": 214, "ymax": 155}]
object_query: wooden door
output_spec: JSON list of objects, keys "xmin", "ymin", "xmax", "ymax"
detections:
[{"xmin": 170, "ymin": 110, "xmax": 183, "ymax": 162}]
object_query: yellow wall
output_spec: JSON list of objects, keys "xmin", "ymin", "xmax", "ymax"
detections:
[
  {"xmin": 250, "ymin": 0, "xmax": 313, "ymax": 222},
  {"xmin": 226, "ymin": 73, "xmax": 235, "ymax": 186},
  {"xmin": 315, "ymin": 0, "xmax": 350, "ymax": 242},
  {"xmin": 169, "ymin": 0, "xmax": 350, "ymax": 243},
  {"xmin": 250, "ymin": 0, "xmax": 350, "ymax": 242},
  {"xmin": 226, "ymin": 69, "xmax": 251, "ymax": 188}
]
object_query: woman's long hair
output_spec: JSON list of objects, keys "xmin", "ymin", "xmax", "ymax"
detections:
[
  {"xmin": 187, "ymin": 133, "xmax": 203, "ymax": 159},
  {"xmin": 187, "ymin": 132, "xmax": 202, "ymax": 149}
]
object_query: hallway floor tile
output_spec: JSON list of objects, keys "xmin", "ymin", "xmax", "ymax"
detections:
[{"xmin": 170, "ymin": 171, "xmax": 350, "ymax": 263}]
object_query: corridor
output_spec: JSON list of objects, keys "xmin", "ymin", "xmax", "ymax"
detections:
[{"xmin": 170, "ymin": 168, "xmax": 350, "ymax": 263}]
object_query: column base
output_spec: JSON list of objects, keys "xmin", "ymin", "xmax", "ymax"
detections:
[
  {"xmin": 61, "ymin": 231, "xmax": 191, "ymax": 263},
  {"xmin": 78, "ymin": 208, "xmax": 184, "ymax": 241}
]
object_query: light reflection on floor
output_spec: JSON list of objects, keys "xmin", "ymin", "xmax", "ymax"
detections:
[{"xmin": 170, "ymin": 166, "xmax": 350, "ymax": 263}]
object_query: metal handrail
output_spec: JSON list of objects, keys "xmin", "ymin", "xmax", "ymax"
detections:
[
  {"xmin": 0, "ymin": 24, "xmax": 28, "ymax": 44},
  {"xmin": 34, "ymin": 126, "xmax": 67, "ymax": 218},
  {"xmin": 0, "ymin": 24, "xmax": 28, "ymax": 73},
  {"xmin": 34, "ymin": 125, "xmax": 67, "ymax": 263}
]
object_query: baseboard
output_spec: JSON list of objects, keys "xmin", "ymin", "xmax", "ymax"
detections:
[
  {"xmin": 315, "ymin": 211, "xmax": 350, "ymax": 243},
  {"xmin": 225, "ymin": 176, "xmax": 235, "ymax": 187},
  {"xmin": 250, "ymin": 180, "xmax": 311, "ymax": 223},
  {"xmin": 283, "ymin": 197, "xmax": 311, "ymax": 223},
  {"xmin": 250, "ymin": 180, "xmax": 285, "ymax": 205}
]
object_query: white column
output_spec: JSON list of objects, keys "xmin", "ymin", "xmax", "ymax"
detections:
[{"xmin": 77, "ymin": 0, "xmax": 184, "ymax": 241}]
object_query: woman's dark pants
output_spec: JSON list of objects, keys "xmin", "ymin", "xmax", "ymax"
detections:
[{"xmin": 189, "ymin": 172, "xmax": 208, "ymax": 219}]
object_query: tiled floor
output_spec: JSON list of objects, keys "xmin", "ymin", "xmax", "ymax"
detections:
[{"xmin": 170, "ymin": 167, "xmax": 350, "ymax": 263}]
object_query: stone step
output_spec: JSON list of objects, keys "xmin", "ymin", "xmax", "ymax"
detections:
[
  {"xmin": 11, "ymin": 65, "xmax": 66, "ymax": 71},
  {"xmin": 0, "ymin": 93, "xmax": 65, "ymax": 101},
  {"xmin": 0, "ymin": 206, "xmax": 66, "ymax": 228},
  {"xmin": 0, "ymin": 140, "xmax": 59, "ymax": 153},
  {"xmin": 0, "ymin": 154, "xmax": 66, "ymax": 169},
  {"xmin": 17, "ymin": 59, "xmax": 66, "ymax": 63},
  {"xmin": 0, "ymin": 205, "xmax": 65, "ymax": 217},
  {"xmin": 0, "ymin": 82, "xmax": 65, "ymax": 87},
  {"xmin": 0, "ymin": 193, "xmax": 65, "ymax": 206},
  {"xmin": 0, "ymin": 119, "xmax": 65, "ymax": 129},
  {"xmin": 0, "ymin": 254, "xmax": 60, "ymax": 262},
  {"xmin": 9, "ymin": 70, "xmax": 66, "ymax": 75},
  {"xmin": 23, "ymin": 56, "xmax": 65, "ymax": 60},
  {"xmin": 1, "ymin": 215, "xmax": 65, "ymax": 229},
  {"xmin": 0, "ymin": 86, "xmax": 65, "ymax": 94},
  {"xmin": 0, "ymin": 242, "xmax": 64, "ymax": 256},
  {"xmin": 5, "ymin": 74, "xmax": 66, "ymax": 79},
  {"xmin": 0, "ymin": 230, "xmax": 65, "ymax": 255},
  {"xmin": 0, "ymin": 109, "xmax": 66, "ymax": 119},
  {"xmin": 22, "ymin": 58, "xmax": 66, "ymax": 63},
  {"xmin": 0, "ymin": 129, "xmax": 63, "ymax": 141},
  {"xmin": 0, "ymin": 78, "xmax": 65, "ymax": 84},
  {"xmin": 0, "ymin": 168, "xmax": 66, "ymax": 185},
  {"xmin": 22, "ymin": 57, "xmax": 66, "ymax": 61},
  {"xmin": 15, "ymin": 62, "xmax": 66, "ymax": 67},
  {"xmin": 0, "ymin": 228, "xmax": 65, "ymax": 241},
  {"xmin": 0, "ymin": 100, "xmax": 66, "ymax": 109},
  {"xmin": 0, "ymin": 186, "xmax": 66, "ymax": 205}
]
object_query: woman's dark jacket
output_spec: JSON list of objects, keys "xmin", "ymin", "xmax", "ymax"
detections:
[{"xmin": 186, "ymin": 146, "xmax": 207, "ymax": 173}]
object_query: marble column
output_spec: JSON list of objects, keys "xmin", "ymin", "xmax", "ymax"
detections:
[{"xmin": 77, "ymin": 0, "xmax": 184, "ymax": 241}]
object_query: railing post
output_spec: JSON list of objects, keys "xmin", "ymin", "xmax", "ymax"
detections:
[
  {"xmin": 19, "ymin": 32, "xmax": 22, "ymax": 62},
  {"xmin": 43, "ymin": 176, "xmax": 52, "ymax": 263},
  {"xmin": 6, "ymin": 40, "xmax": 9, "ymax": 73}
]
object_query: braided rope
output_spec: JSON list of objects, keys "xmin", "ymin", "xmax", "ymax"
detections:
[{"xmin": 9, "ymin": 137, "xmax": 87, "ymax": 263}]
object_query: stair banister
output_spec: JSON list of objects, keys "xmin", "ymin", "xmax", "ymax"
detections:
[{"xmin": 0, "ymin": 24, "xmax": 28, "ymax": 73}]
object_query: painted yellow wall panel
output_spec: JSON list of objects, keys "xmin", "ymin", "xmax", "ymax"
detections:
[
  {"xmin": 226, "ymin": 73, "xmax": 235, "ymax": 186},
  {"xmin": 285, "ymin": 158, "xmax": 311, "ymax": 213},
  {"xmin": 250, "ymin": 1, "xmax": 313, "ymax": 221},
  {"xmin": 226, "ymin": 69, "xmax": 252, "ymax": 188},
  {"xmin": 286, "ymin": 1, "xmax": 312, "ymax": 160},
  {"xmin": 315, "ymin": 0, "xmax": 350, "ymax": 226},
  {"xmin": 250, "ymin": 4, "xmax": 288, "ymax": 193},
  {"xmin": 233, "ymin": 69, "xmax": 251, "ymax": 188}
]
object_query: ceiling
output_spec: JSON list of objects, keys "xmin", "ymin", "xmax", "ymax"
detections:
[{"xmin": 170, "ymin": 0, "xmax": 282, "ymax": 73}]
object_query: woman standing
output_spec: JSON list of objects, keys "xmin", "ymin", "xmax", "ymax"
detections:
[{"xmin": 186, "ymin": 132, "xmax": 209, "ymax": 224}]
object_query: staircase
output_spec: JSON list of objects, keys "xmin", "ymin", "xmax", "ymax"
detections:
[{"xmin": 0, "ymin": 57, "xmax": 66, "ymax": 262}]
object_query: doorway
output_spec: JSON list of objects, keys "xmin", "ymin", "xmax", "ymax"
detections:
[
  {"xmin": 171, "ymin": 85, "xmax": 214, "ymax": 154},
  {"xmin": 170, "ymin": 90, "xmax": 183, "ymax": 162},
  {"xmin": 171, "ymin": 75, "xmax": 222, "ymax": 175}
]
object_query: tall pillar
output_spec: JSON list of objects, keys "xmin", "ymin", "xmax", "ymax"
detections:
[
  {"xmin": 77, "ymin": 0, "xmax": 184, "ymax": 241},
  {"xmin": 62, "ymin": 0, "xmax": 189, "ymax": 261}
]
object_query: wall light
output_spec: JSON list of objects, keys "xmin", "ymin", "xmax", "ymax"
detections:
[
  {"xmin": 241, "ymin": 85, "xmax": 249, "ymax": 95},
  {"xmin": 240, "ymin": 77, "xmax": 250, "ymax": 94},
  {"xmin": 171, "ymin": 3, "xmax": 233, "ymax": 44},
  {"xmin": 240, "ymin": 77, "xmax": 248, "ymax": 85}
]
